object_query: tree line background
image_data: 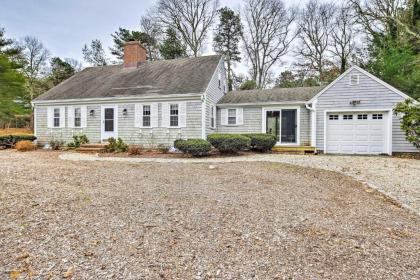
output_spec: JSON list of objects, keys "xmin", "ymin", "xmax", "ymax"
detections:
[{"xmin": 1, "ymin": 0, "xmax": 419, "ymax": 129}]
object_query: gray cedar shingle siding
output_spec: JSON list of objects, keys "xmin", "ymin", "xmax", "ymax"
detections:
[
  {"xmin": 314, "ymin": 67, "xmax": 417, "ymax": 153},
  {"xmin": 34, "ymin": 55, "xmax": 222, "ymax": 101},
  {"xmin": 35, "ymin": 100, "xmax": 202, "ymax": 146},
  {"xmin": 218, "ymin": 86, "xmax": 324, "ymax": 104}
]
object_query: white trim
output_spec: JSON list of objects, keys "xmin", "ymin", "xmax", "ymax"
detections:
[
  {"xmin": 32, "ymin": 93, "xmax": 202, "ymax": 105},
  {"xmin": 307, "ymin": 65, "xmax": 412, "ymax": 104},
  {"xmin": 323, "ymin": 108, "xmax": 392, "ymax": 155},
  {"xmin": 33, "ymin": 106, "xmax": 37, "ymax": 140},
  {"xmin": 100, "ymin": 105, "xmax": 118, "ymax": 142},
  {"xmin": 262, "ymin": 106, "xmax": 301, "ymax": 146}
]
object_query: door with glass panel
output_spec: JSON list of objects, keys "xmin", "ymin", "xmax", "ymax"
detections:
[
  {"xmin": 280, "ymin": 109, "xmax": 297, "ymax": 144},
  {"xmin": 101, "ymin": 105, "xmax": 117, "ymax": 141}
]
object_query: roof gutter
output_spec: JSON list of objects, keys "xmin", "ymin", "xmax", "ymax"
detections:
[
  {"xmin": 32, "ymin": 92, "xmax": 203, "ymax": 105},
  {"xmin": 217, "ymin": 101, "xmax": 307, "ymax": 107}
]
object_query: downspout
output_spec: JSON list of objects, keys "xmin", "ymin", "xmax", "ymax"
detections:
[{"xmin": 305, "ymin": 100, "xmax": 317, "ymax": 150}]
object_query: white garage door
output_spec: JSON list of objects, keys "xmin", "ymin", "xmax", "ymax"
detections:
[{"xmin": 326, "ymin": 112, "xmax": 388, "ymax": 154}]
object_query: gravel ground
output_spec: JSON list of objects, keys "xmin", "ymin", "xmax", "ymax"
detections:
[
  {"xmin": 1, "ymin": 150, "xmax": 419, "ymax": 279},
  {"xmin": 62, "ymin": 152, "xmax": 420, "ymax": 215}
]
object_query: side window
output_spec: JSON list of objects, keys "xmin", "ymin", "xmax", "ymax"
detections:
[
  {"xmin": 53, "ymin": 108, "xmax": 60, "ymax": 127},
  {"xmin": 372, "ymin": 113, "xmax": 383, "ymax": 120},
  {"xmin": 329, "ymin": 115, "xmax": 339, "ymax": 120},
  {"xmin": 74, "ymin": 108, "xmax": 81, "ymax": 127},
  {"xmin": 228, "ymin": 109, "xmax": 236, "ymax": 125},
  {"xmin": 170, "ymin": 104, "xmax": 179, "ymax": 127},
  {"xmin": 143, "ymin": 105, "xmax": 151, "ymax": 127},
  {"xmin": 218, "ymin": 72, "xmax": 221, "ymax": 89},
  {"xmin": 343, "ymin": 114, "xmax": 353, "ymax": 120},
  {"xmin": 357, "ymin": 114, "xmax": 367, "ymax": 120}
]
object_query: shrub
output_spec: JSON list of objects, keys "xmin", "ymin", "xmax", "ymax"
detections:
[
  {"xmin": 128, "ymin": 145, "xmax": 143, "ymax": 155},
  {"xmin": 0, "ymin": 135, "xmax": 36, "ymax": 148},
  {"xmin": 15, "ymin": 140, "xmax": 37, "ymax": 152},
  {"xmin": 243, "ymin": 133, "xmax": 277, "ymax": 152},
  {"xmin": 157, "ymin": 144, "xmax": 170, "ymax": 153},
  {"xmin": 394, "ymin": 99, "xmax": 420, "ymax": 149},
  {"xmin": 49, "ymin": 139, "xmax": 64, "ymax": 150},
  {"xmin": 67, "ymin": 134, "xmax": 89, "ymax": 148},
  {"xmin": 207, "ymin": 134, "xmax": 251, "ymax": 154},
  {"xmin": 106, "ymin": 137, "xmax": 128, "ymax": 153},
  {"xmin": 174, "ymin": 139, "xmax": 212, "ymax": 156}
]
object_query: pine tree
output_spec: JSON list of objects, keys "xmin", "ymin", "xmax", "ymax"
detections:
[
  {"xmin": 213, "ymin": 7, "xmax": 242, "ymax": 91},
  {"xmin": 159, "ymin": 28, "xmax": 187, "ymax": 60},
  {"xmin": 82, "ymin": 39, "xmax": 108, "ymax": 66},
  {"xmin": 49, "ymin": 57, "xmax": 76, "ymax": 86}
]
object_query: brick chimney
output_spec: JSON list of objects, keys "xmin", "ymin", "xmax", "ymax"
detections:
[{"xmin": 123, "ymin": 40, "xmax": 147, "ymax": 68}]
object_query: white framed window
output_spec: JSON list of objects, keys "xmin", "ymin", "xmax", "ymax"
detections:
[
  {"xmin": 329, "ymin": 115, "xmax": 339, "ymax": 120},
  {"xmin": 170, "ymin": 104, "xmax": 179, "ymax": 127},
  {"xmin": 228, "ymin": 109, "xmax": 236, "ymax": 125},
  {"xmin": 53, "ymin": 108, "xmax": 60, "ymax": 127},
  {"xmin": 211, "ymin": 105, "xmax": 216, "ymax": 128},
  {"xmin": 343, "ymin": 114, "xmax": 353, "ymax": 120},
  {"xmin": 74, "ymin": 107, "xmax": 81, "ymax": 127},
  {"xmin": 372, "ymin": 113, "xmax": 383, "ymax": 120},
  {"xmin": 142, "ymin": 105, "xmax": 151, "ymax": 127},
  {"xmin": 357, "ymin": 114, "xmax": 367, "ymax": 120},
  {"xmin": 349, "ymin": 74, "xmax": 359, "ymax": 85}
]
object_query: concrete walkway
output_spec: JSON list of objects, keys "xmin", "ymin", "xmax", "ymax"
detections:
[{"xmin": 60, "ymin": 152, "xmax": 420, "ymax": 215}]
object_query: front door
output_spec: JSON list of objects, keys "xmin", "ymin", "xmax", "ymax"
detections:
[
  {"xmin": 101, "ymin": 106, "xmax": 117, "ymax": 141},
  {"xmin": 281, "ymin": 109, "xmax": 297, "ymax": 144}
]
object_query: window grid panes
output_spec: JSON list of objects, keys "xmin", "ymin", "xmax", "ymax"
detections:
[
  {"xmin": 343, "ymin": 114, "xmax": 353, "ymax": 120},
  {"xmin": 372, "ymin": 113, "xmax": 383, "ymax": 119},
  {"xmin": 170, "ymin": 104, "xmax": 179, "ymax": 127},
  {"xmin": 228, "ymin": 109, "xmax": 236, "ymax": 125},
  {"xmin": 53, "ymin": 108, "xmax": 60, "ymax": 127},
  {"xmin": 74, "ymin": 108, "xmax": 81, "ymax": 127},
  {"xmin": 143, "ymin": 105, "xmax": 151, "ymax": 127},
  {"xmin": 329, "ymin": 115, "xmax": 339, "ymax": 120},
  {"xmin": 357, "ymin": 114, "xmax": 367, "ymax": 120}
]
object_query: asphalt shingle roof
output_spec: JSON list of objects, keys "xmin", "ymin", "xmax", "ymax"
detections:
[
  {"xmin": 218, "ymin": 86, "xmax": 325, "ymax": 104},
  {"xmin": 35, "ymin": 55, "xmax": 221, "ymax": 101}
]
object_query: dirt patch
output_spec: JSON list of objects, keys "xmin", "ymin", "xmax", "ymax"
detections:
[
  {"xmin": 0, "ymin": 128, "xmax": 33, "ymax": 136},
  {"xmin": 0, "ymin": 150, "xmax": 419, "ymax": 279}
]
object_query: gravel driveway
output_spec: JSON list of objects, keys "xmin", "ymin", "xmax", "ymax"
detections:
[
  {"xmin": 1, "ymin": 150, "xmax": 419, "ymax": 279},
  {"xmin": 62, "ymin": 152, "xmax": 420, "ymax": 215}
]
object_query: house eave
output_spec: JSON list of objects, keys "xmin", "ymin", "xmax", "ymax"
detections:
[
  {"xmin": 217, "ymin": 101, "xmax": 307, "ymax": 107},
  {"xmin": 32, "ymin": 92, "xmax": 203, "ymax": 106}
]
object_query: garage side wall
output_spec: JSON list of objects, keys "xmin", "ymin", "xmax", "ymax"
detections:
[{"xmin": 315, "ymin": 68, "xmax": 417, "ymax": 153}]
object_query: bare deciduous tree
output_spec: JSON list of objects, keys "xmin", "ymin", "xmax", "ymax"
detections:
[
  {"xmin": 331, "ymin": 4, "xmax": 356, "ymax": 73},
  {"xmin": 242, "ymin": 0, "xmax": 297, "ymax": 89},
  {"xmin": 156, "ymin": 0, "xmax": 219, "ymax": 57},
  {"xmin": 140, "ymin": 14, "xmax": 162, "ymax": 60},
  {"xmin": 349, "ymin": 0, "xmax": 420, "ymax": 40},
  {"xmin": 20, "ymin": 36, "xmax": 50, "ymax": 101},
  {"xmin": 296, "ymin": 0, "xmax": 336, "ymax": 83}
]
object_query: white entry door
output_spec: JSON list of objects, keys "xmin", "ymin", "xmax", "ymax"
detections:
[
  {"xmin": 101, "ymin": 105, "xmax": 118, "ymax": 141},
  {"xmin": 326, "ymin": 112, "xmax": 388, "ymax": 154}
]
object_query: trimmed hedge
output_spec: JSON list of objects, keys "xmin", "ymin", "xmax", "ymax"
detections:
[
  {"xmin": 0, "ymin": 135, "xmax": 37, "ymax": 148},
  {"xmin": 243, "ymin": 133, "xmax": 277, "ymax": 152},
  {"xmin": 207, "ymin": 134, "xmax": 251, "ymax": 154},
  {"xmin": 174, "ymin": 139, "xmax": 212, "ymax": 156}
]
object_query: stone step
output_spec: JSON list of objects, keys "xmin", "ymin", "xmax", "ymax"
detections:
[{"xmin": 272, "ymin": 146, "xmax": 316, "ymax": 155}]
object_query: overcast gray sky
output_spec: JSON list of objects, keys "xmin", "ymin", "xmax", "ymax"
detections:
[{"xmin": 1, "ymin": 0, "xmax": 311, "ymax": 75}]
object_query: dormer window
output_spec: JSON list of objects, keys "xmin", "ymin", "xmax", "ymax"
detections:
[{"xmin": 349, "ymin": 74, "xmax": 359, "ymax": 85}]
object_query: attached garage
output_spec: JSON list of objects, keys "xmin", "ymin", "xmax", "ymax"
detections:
[{"xmin": 325, "ymin": 111, "xmax": 391, "ymax": 155}]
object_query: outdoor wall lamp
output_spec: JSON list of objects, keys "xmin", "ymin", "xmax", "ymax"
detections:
[
  {"xmin": 89, "ymin": 109, "xmax": 95, "ymax": 116},
  {"xmin": 122, "ymin": 108, "xmax": 128, "ymax": 116}
]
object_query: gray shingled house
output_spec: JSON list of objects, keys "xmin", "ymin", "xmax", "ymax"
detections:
[{"xmin": 33, "ymin": 41, "xmax": 417, "ymax": 155}]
